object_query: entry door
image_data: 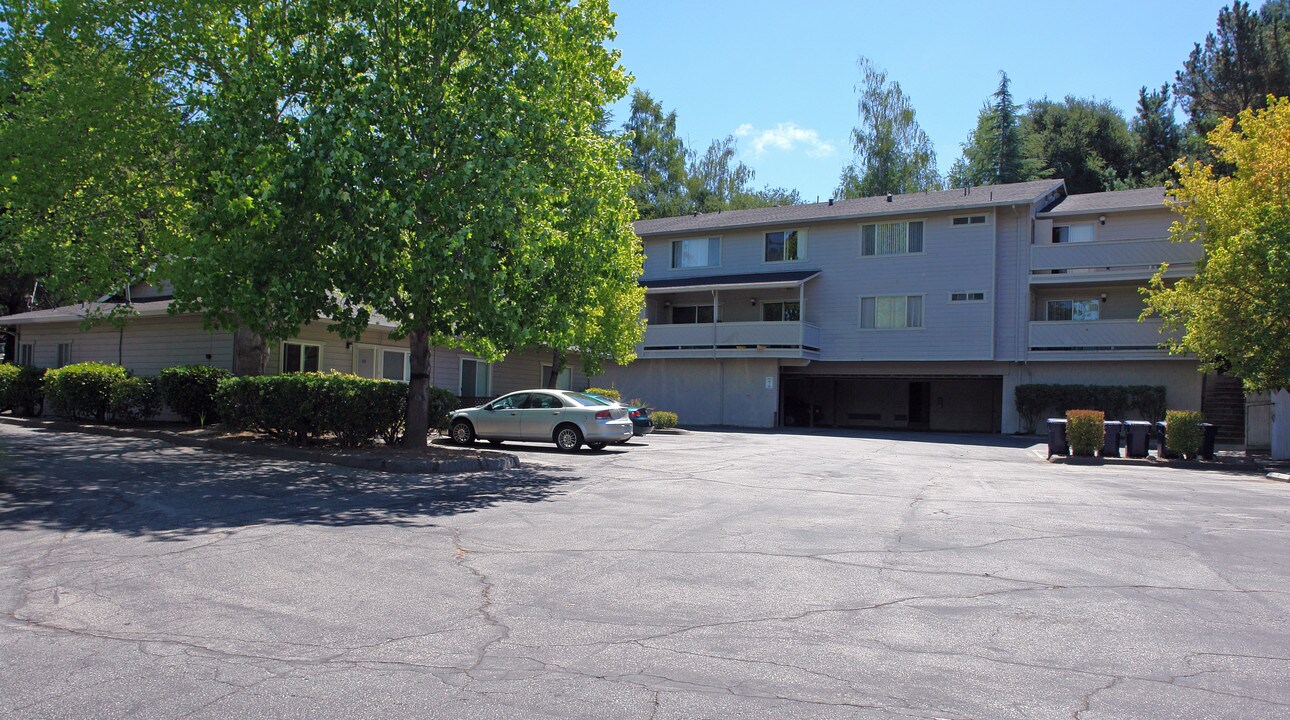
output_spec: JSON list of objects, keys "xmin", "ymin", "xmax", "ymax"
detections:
[
  {"xmin": 353, "ymin": 346, "xmax": 378, "ymax": 379},
  {"xmin": 908, "ymin": 382, "xmax": 931, "ymax": 429}
]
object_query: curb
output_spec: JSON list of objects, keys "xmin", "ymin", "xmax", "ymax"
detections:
[
  {"xmin": 650, "ymin": 427, "xmax": 689, "ymax": 435},
  {"xmin": 1029, "ymin": 443, "xmax": 1265, "ymax": 472},
  {"xmin": 0, "ymin": 416, "xmax": 520, "ymax": 474},
  {"xmin": 1268, "ymin": 472, "xmax": 1290, "ymax": 483}
]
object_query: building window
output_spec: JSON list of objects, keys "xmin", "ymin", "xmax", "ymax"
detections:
[
  {"xmin": 18, "ymin": 343, "xmax": 33, "ymax": 367},
  {"xmin": 281, "ymin": 341, "xmax": 322, "ymax": 373},
  {"xmin": 950, "ymin": 291, "xmax": 987, "ymax": 302},
  {"xmin": 860, "ymin": 295, "xmax": 923, "ymax": 329},
  {"xmin": 1046, "ymin": 299, "xmax": 1100, "ymax": 321},
  {"xmin": 764, "ymin": 230, "xmax": 804, "ymax": 262},
  {"xmin": 539, "ymin": 364, "xmax": 573, "ymax": 390},
  {"xmin": 55, "ymin": 342, "xmax": 72, "ymax": 368},
  {"xmin": 381, "ymin": 349, "xmax": 410, "ymax": 382},
  {"xmin": 1052, "ymin": 224, "xmax": 1095, "ymax": 243},
  {"xmin": 952, "ymin": 215, "xmax": 988, "ymax": 226},
  {"xmin": 670, "ymin": 304, "xmax": 717, "ymax": 324},
  {"xmin": 862, "ymin": 221, "xmax": 923, "ymax": 256},
  {"xmin": 671, "ymin": 237, "xmax": 721, "ymax": 269},
  {"xmin": 762, "ymin": 301, "xmax": 801, "ymax": 322},
  {"xmin": 460, "ymin": 358, "xmax": 491, "ymax": 397}
]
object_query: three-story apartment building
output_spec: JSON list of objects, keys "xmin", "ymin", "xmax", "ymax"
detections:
[{"xmin": 592, "ymin": 180, "xmax": 1206, "ymax": 433}]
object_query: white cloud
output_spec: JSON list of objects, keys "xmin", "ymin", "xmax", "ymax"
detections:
[{"xmin": 735, "ymin": 122, "xmax": 836, "ymax": 159}]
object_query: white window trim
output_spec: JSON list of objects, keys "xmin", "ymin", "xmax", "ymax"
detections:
[
  {"xmin": 539, "ymin": 364, "xmax": 574, "ymax": 391},
  {"xmin": 950, "ymin": 214, "xmax": 990, "ymax": 227},
  {"xmin": 670, "ymin": 236, "xmax": 723, "ymax": 270},
  {"xmin": 55, "ymin": 341, "xmax": 72, "ymax": 368},
  {"xmin": 459, "ymin": 357, "xmax": 492, "ymax": 397},
  {"xmin": 1044, "ymin": 298, "xmax": 1101, "ymax": 322},
  {"xmin": 280, "ymin": 340, "xmax": 324, "ymax": 374},
  {"xmin": 760, "ymin": 300, "xmax": 802, "ymax": 322},
  {"xmin": 18, "ymin": 343, "xmax": 34, "ymax": 367},
  {"xmin": 1052, "ymin": 223, "xmax": 1097, "ymax": 244},
  {"xmin": 354, "ymin": 343, "xmax": 412, "ymax": 382},
  {"xmin": 667, "ymin": 303, "xmax": 722, "ymax": 324},
  {"xmin": 858, "ymin": 294, "xmax": 927, "ymax": 331},
  {"xmin": 949, "ymin": 291, "xmax": 988, "ymax": 303},
  {"xmin": 859, "ymin": 218, "xmax": 928, "ymax": 258},
  {"xmin": 762, "ymin": 228, "xmax": 807, "ymax": 264}
]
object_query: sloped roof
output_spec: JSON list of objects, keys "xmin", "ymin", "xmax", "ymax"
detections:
[
  {"xmin": 1038, "ymin": 187, "xmax": 1168, "ymax": 217},
  {"xmin": 1, "ymin": 299, "xmax": 175, "ymax": 325},
  {"xmin": 634, "ymin": 179, "xmax": 1066, "ymax": 237}
]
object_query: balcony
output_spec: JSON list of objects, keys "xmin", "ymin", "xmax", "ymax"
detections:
[
  {"xmin": 639, "ymin": 321, "xmax": 821, "ymax": 359},
  {"xmin": 1029, "ymin": 237, "xmax": 1201, "ymax": 285},
  {"xmin": 1028, "ymin": 318, "xmax": 1181, "ymax": 360}
]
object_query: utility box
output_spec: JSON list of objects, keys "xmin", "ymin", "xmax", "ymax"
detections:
[
  {"xmin": 1200, "ymin": 423, "xmax": 1218, "ymax": 461},
  {"xmin": 1102, "ymin": 421, "xmax": 1123, "ymax": 458},
  {"xmin": 1046, "ymin": 418, "xmax": 1068, "ymax": 458},
  {"xmin": 1123, "ymin": 421, "xmax": 1152, "ymax": 458}
]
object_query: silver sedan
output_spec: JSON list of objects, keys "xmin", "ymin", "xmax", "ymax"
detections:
[{"xmin": 448, "ymin": 389, "xmax": 634, "ymax": 451}]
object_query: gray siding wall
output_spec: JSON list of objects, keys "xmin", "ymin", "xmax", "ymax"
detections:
[
  {"xmin": 993, "ymin": 204, "xmax": 1032, "ymax": 361},
  {"xmin": 642, "ymin": 209, "xmax": 1001, "ymax": 362},
  {"xmin": 594, "ymin": 357, "xmax": 780, "ymax": 427},
  {"xmin": 16, "ymin": 316, "xmax": 234, "ymax": 375}
]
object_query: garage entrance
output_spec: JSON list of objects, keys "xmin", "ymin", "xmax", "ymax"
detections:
[{"xmin": 780, "ymin": 375, "xmax": 1002, "ymax": 433}]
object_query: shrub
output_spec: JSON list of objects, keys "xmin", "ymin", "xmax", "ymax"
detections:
[
  {"xmin": 44, "ymin": 362, "xmax": 129, "ymax": 421},
  {"xmin": 215, "ymin": 372, "xmax": 440, "ymax": 447},
  {"xmin": 1165, "ymin": 410, "xmax": 1204, "ymax": 459},
  {"xmin": 8, "ymin": 366, "xmax": 46, "ymax": 418},
  {"xmin": 584, "ymin": 386, "xmax": 621, "ymax": 402},
  {"xmin": 1066, "ymin": 409, "xmax": 1104, "ymax": 456},
  {"xmin": 110, "ymin": 377, "xmax": 160, "ymax": 422},
  {"xmin": 158, "ymin": 365, "xmax": 231, "ymax": 425},
  {"xmin": 652, "ymin": 410, "xmax": 678, "ymax": 429},
  {"xmin": 1015, "ymin": 384, "xmax": 1167, "ymax": 428}
]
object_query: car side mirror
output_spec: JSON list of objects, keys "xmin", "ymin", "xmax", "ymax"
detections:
[{"xmin": 485, "ymin": 405, "xmax": 495, "ymax": 412}]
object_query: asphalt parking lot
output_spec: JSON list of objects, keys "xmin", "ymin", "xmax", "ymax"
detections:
[{"xmin": 2, "ymin": 422, "xmax": 1288, "ymax": 719}]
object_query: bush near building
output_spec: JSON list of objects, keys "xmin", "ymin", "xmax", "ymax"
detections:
[
  {"xmin": 157, "ymin": 365, "xmax": 231, "ymax": 425},
  {"xmin": 109, "ymin": 376, "xmax": 160, "ymax": 422},
  {"xmin": 652, "ymin": 410, "xmax": 678, "ymax": 429},
  {"xmin": 584, "ymin": 387, "xmax": 621, "ymax": 402},
  {"xmin": 1165, "ymin": 410, "xmax": 1205, "ymax": 459},
  {"xmin": 0, "ymin": 363, "xmax": 45, "ymax": 416},
  {"xmin": 1065, "ymin": 409, "xmax": 1105, "ymax": 456},
  {"xmin": 1016, "ymin": 384, "xmax": 1166, "ymax": 432},
  {"xmin": 43, "ymin": 362, "xmax": 129, "ymax": 421}
]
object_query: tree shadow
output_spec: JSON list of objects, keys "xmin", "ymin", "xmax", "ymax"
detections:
[{"xmin": 0, "ymin": 427, "xmax": 582, "ymax": 541}]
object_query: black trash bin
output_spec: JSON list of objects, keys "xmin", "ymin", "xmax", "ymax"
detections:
[
  {"xmin": 1102, "ymin": 420, "xmax": 1122, "ymax": 458},
  {"xmin": 1154, "ymin": 421, "xmax": 1178, "ymax": 459},
  {"xmin": 1046, "ymin": 418, "xmax": 1068, "ymax": 458},
  {"xmin": 1200, "ymin": 422, "xmax": 1218, "ymax": 460},
  {"xmin": 1123, "ymin": 420, "xmax": 1152, "ymax": 458}
]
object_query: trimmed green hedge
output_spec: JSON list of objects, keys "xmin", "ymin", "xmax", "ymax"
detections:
[
  {"xmin": 0, "ymin": 363, "xmax": 45, "ymax": 416},
  {"xmin": 584, "ymin": 387, "xmax": 621, "ymax": 402},
  {"xmin": 158, "ymin": 365, "xmax": 230, "ymax": 425},
  {"xmin": 215, "ymin": 373, "xmax": 452, "ymax": 446},
  {"xmin": 1016, "ymin": 384, "xmax": 1167, "ymax": 432},
  {"xmin": 1165, "ymin": 410, "xmax": 1204, "ymax": 459},
  {"xmin": 652, "ymin": 410, "xmax": 678, "ymax": 429},
  {"xmin": 110, "ymin": 377, "xmax": 161, "ymax": 422},
  {"xmin": 1066, "ymin": 409, "xmax": 1105, "ymax": 456},
  {"xmin": 44, "ymin": 362, "xmax": 129, "ymax": 421}
]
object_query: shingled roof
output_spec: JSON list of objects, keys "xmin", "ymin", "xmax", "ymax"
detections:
[
  {"xmin": 634, "ymin": 179, "xmax": 1066, "ymax": 237},
  {"xmin": 1038, "ymin": 187, "xmax": 1167, "ymax": 217}
]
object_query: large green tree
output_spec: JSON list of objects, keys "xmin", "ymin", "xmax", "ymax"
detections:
[
  {"xmin": 1128, "ymin": 84, "xmax": 1185, "ymax": 186},
  {"xmin": 0, "ymin": 1, "xmax": 191, "ymax": 312},
  {"xmin": 1176, "ymin": 1, "xmax": 1290, "ymax": 129},
  {"xmin": 948, "ymin": 72, "xmax": 1041, "ymax": 188},
  {"xmin": 172, "ymin": 0, "xmax": 644, "ymax": 447},
  {"xmin": 1143, "ymin": 97, "xmax": 1290, "ymax": 391},
  {"xmin": 1022, "ymin": 96, "xmax": 1134, "ymax": 194},
  {"xmin": 685, "ymin": 136, "xmax": 800, "ymax": 213},
  {"xmin": 622, "ymin": 90, "xmax": 691, "ymax": 220},
  {"xmin": 836, "ymin": 57, "xmax": 940, "ymax": 199}
]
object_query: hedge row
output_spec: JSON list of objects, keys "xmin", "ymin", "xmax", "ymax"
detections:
[
  {"xmin": 1016, "ymin": 384, "xmax": 1167, "ymax": 432},
  {"xmin": 215, "ymin": 373, "xmax": 457, "ymax": 446},
  {"xmin": 44, "ymin": 362, "xmax": 155, "ymax": 422},
  {"xmin": 0, "ymin": 363, "xmax": 45, "ymax": 416}
]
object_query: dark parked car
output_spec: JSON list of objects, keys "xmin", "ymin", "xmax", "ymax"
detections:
[{"xmin": 588, "ymin": 394, "xmax": 654, "ymax": 439}]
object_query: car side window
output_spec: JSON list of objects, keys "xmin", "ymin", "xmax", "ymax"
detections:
[
  {"xmin": 527, "ymin": 393, "xmax": 560, "ymax": 409},
  {"xmin": 490, "ymin": 394, "xmax": 525, "ymax": 410}
]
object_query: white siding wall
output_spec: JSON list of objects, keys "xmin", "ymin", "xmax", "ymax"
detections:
[{"xmin": 16, "ymin": 316, "xmax": 234, "ymax": 375}]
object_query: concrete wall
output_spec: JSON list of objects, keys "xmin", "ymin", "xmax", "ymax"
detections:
[
  {"xmin": 594, "ymin": 357, "xmax": 780, "ymax": 427},
  {"xmin": 1004, "ymin": 359, "xmax": 1204, "ymax": 433}
]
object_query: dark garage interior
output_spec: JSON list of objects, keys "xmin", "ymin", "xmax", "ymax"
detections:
[{"xmin": 780, "ymin": 375, "xmax": 1003, "ymax": 433}]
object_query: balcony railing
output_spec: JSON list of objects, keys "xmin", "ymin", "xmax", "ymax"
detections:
[
  {"xmin": 639, "ymin": 321, "xmax": 821, "ymax": 359},
  {"xmin": 1030, "ymin": 237, "xmax": 1201, "ymax": 282},
  {"xmin": 1028, "ymin": 318, "xmax": 1179, "ymax": 357}
]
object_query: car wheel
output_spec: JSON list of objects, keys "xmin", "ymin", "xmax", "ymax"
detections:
[
  {"xmin": 450, "ymin": 419, "xmax": 475, "ymax": 445},
  {"xmin": 554, "ymin": 424, "xmax": 583, "ymax": 452},
  {"xmin": 587, "ymin": 442, "xmax": 608, "ymax": 451}
]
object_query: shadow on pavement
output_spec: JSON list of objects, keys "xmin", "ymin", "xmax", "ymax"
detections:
[{"xmin": 0, "ymin": 427, "xmax": 582, "ymax": 541}]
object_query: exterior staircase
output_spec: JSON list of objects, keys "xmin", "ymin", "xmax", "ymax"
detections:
[{"xmin": 1201, "ymin": 373, "xmax": 1246, "ymax": 445}]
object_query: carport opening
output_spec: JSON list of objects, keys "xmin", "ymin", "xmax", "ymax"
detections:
[{"xmin": 780, "ymin": 375, "xmax": 1002, "ymax": 433}]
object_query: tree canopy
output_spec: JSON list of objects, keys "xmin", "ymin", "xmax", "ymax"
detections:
[
  {"xmin": 1176, "ymin": 1, "xmax": 1290, "ymax": 129},
  {"xmin": 948, "ymin": 72, "xmax": 1041, "ymax": 188},
  {"xmin": 1022, "ymin": 96, "xmax": 1134, "ymax": 195},
  {"xmin": 1128, "ymin": 85, "xmax": 1185, "ymax": 185},
  {"xmin": 1143, "ymin": 96, "xmax": 1290, "ymax": 391},
  {"xmin": 836, "ymin": 57, "xmax": 940, "ymax": 199}
]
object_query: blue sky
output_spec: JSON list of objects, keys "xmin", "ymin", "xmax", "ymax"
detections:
[{"xmin": 606, "ymin": 0, "xmax": 1230, "ymax": 202}]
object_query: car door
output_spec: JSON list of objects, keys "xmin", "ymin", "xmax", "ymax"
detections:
[
  {"xmin": 518, "ymin": 391, "xmax": 566, "ymax": 440},
  {"xmin": 476, "ymin": 393, "xmax": 526, "ymax": 439}
]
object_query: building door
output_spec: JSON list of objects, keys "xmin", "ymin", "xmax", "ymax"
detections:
[
  {"xmin": 908, "ymin": 382, "xmax": 931, "ymax": 429},
  {"xmin": 353, "ymin": 346, "xmax": 378, "ymax": 379}
]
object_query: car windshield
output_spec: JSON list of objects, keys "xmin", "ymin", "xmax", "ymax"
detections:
[{"xmin": 563, "ymin": 392, "xmax": 612, "ymax": 407}]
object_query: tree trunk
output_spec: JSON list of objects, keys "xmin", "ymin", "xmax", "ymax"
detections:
[
  {"xmin": 403, "ymin": 326, "xmax": 431, "ymax": 448},
  {"xmin": 232, "ymin": 327, "xmax": 269, "ymax": 376},
  {"xmin": 545, "ymin": 348, "xmax": 566, "ymax": 389}
]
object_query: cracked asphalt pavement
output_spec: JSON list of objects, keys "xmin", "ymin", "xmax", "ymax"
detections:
[{"xmin": 2, "ymin": 422, "xmax": 1289, "ymax": 719}]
